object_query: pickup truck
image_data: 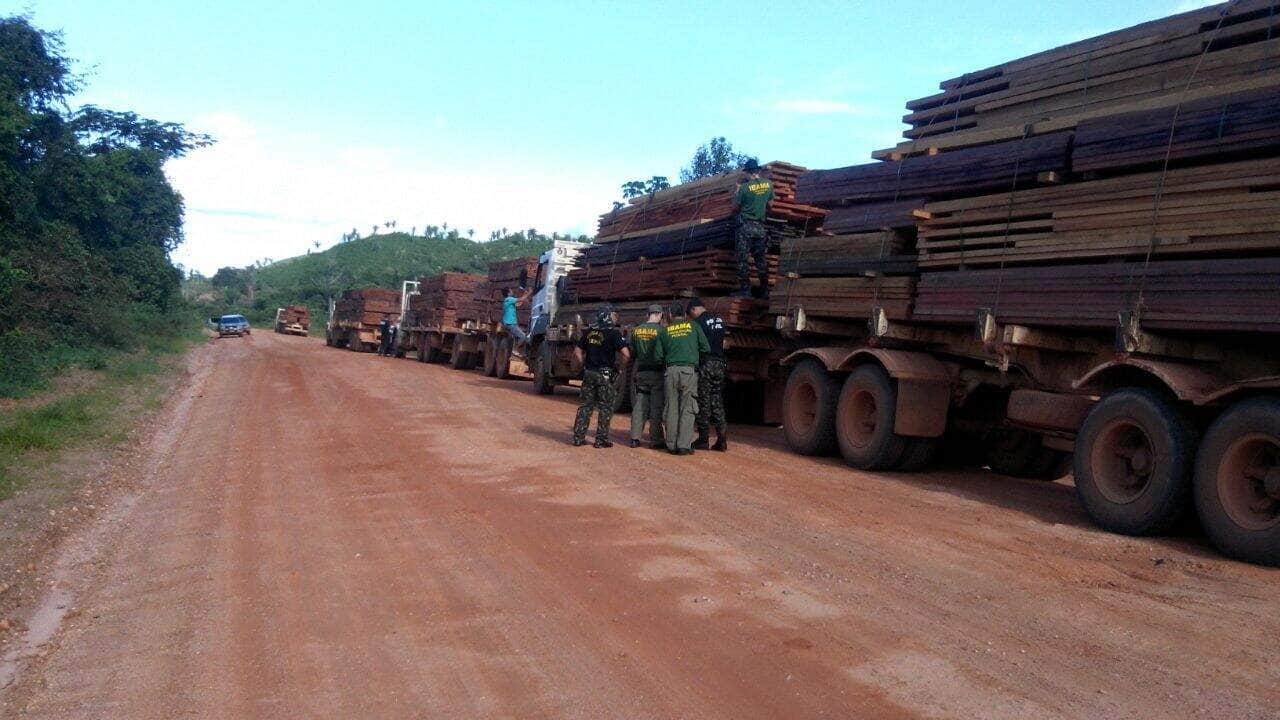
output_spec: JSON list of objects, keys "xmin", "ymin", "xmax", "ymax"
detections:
[{"xmin": 215, "ymin": 314, "xmax": 251, "ymax": 337}]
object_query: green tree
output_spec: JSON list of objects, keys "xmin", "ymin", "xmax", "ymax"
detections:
[{"xmin": 679, "ymin": 137, "xmax": 753, "ymax": 183}]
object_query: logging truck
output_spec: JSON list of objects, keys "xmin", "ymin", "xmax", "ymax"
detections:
[{"xmin": 773, "ymin": 305, "xmax": 1280, "ymax": 566}]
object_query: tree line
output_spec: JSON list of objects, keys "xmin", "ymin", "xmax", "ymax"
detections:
[{"xmin": 0, "ymin": 15, "xmax": 209, "ymax": 394}]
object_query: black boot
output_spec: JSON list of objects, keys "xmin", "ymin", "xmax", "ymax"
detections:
[
  {"xmin": 629, "ymin": 439, "xmax": 642, "ymax": 448},
  {"xmin": 692, "ymin": 431, "xmax": 710, "ymax": 450},
  {"xmin": 572, "ymin": 437, "xmax": 586, "ymax": 447},
  {"xmin": 712, "ymin": 432, "xmax": 727, "ymax": 452},
  {"xmin": 594, "ymin": 438, "xmax": 614, "ymax": 449}
]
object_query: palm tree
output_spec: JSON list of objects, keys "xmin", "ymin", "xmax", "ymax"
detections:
[
  {"xmin": 467, "ymin": 228, "xmax": 475, "ymax": 240},
  {"xmin": 371, "ymin": 225, "xmax": 378, "ymax": 236}
]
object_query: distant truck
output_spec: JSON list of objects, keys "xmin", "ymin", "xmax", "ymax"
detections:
[
  {"xmin": 274, "ymin": 305, "xmax": 310, "ymax": 336},
  {"xmin": 325, "ymin": 288, "xmax": 399, "ymax": 352},
  {"xmin": 215, "ymin": 314, "xmax": 251, "ymax": 338}
]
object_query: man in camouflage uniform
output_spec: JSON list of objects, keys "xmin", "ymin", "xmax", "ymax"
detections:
[
  {"xmin": 688, "ymin": 298, "xmax": 728, "ymax": 451},
  {"xmin": 731, "ymin": 158, "xmax": 774, "ymax": 299},
  {"xmin": 572, "ymin": 307, "xmax": 629, "ymax": 448}
]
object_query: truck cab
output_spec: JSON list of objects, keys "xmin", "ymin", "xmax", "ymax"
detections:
[{"xmin": 528, "ymin": 239, "xmax": 589, "ymax": 341}]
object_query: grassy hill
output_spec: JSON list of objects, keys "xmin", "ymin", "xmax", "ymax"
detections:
[{"xmin": 191, "ymin": 230, "xmax": 571, "ymax": 326}]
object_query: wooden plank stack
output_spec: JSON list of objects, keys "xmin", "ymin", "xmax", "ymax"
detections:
[
  {"xmin": 779, "ymin": 0, "xmax": 1280, "ymax": 336},
  {"xmin": 278, "ymin": 304, "xmax": 310, "ymax": 328},
  {"xmin": 567, "ymin": 249, "xmax": 778, "ymax": 302},
  {"xmin": 596, "ymin": 162, "xmax": 827, "ymax": 240},
  {"xmin": 875, "ymin": 0, "xmax": 1280, "ymax": 159},
  {"xmin": 467, "ymin": 257, "xmax": 539, "ymax": 325},
  {"xmin": 410, "ymin": 272, "xmax": 483, "ymax": 329},
  {"xmin": 913, "ymin": 258, "xmax": 1280, "ymax": 333},
  {"xmin": 333, "ymin": 288, "xmax": 399, "ymax": 329}
]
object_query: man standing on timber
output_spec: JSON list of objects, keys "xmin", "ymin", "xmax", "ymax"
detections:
[
  {"xmin": 628, "ymin": 304, "xmax": 666, "ymax": 449},
  {"xmin": 572, "ymin": 307, "xmax": 629, "ymax": 448},
  {"xmin": 656, "ymin": 302, "xmax": 710, "ymax": 455},
  {"xmin": 689, "ymin": 298, "xmax": 728, "ymax": 451},
  {"xmin": 731, "ymin": 158, "xmax": 774, "ymax": 299}
]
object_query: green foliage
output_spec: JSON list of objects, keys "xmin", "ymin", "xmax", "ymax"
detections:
[
  {"xmin": 0, "ymin": 15, "xmax": 206, "ymax": 397},
  {"xmin": 192, "ymin": 228, "xmax": 574, "ymax": 325},
  {"xmin": 620, "ymin": 176, "xmax": 671, "ymax": 200},
  {"xmin": 679, "ymin": 137, "xmax": 753, "ymax": 183}
]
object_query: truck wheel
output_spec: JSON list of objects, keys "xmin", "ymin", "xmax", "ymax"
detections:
[
  {"xmin": 1074, "ymin": 388, "xmax": 1195, "ymax": 536},
  {"xmin": 611, "ymin": 367, "xmax": 632, "ymax": 413},
  {"xmin": 783, "ymin": 360, "xmax": 838, "ymax": 456},
  {"xmin": 494, "ymin": 341, "xmax": 512, "ymax": 380},
  {"xmin": 482, "ymin": 340, "xmax": 497, "ymax": 376},
  {"xmin": 836, "ymin": 365, "xmax": 907, "ymax": 470},
  {"xmin": 450, "ymin": 337, "xmax": 468, "ymax": 369},
  {"xmin": 532, "ymin": 353, "xmax": 555, "ymax": 395},
  {"xmin": 1193, "ymin": 398, "xmax": 1280, "ymax": 566}
]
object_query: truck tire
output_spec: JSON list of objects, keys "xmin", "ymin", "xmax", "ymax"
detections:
[
  {"xmin": 482, "ymin": 340, "xmax": 497, "ymax": 376},
  {"xmin": 494, "ymin": 340, "xmax": 512, "ymax": 380},
  {"xmin": 1193, "ymin": 397, "xmax": 1280, "ymax": 566},
  {"xmin": 836, "ymin": 365, "xmax": 908, "ymax": 471},
  {"xmin": 532, "ymin": 352, "xmax": 555, "ymax": 395},
  {"xmin": 450, "ymin": 337, "xmax": 468, "ymax": 370},
  {"xmin": 783, "ymin": 360, "xmax": 839, "ymax": 456},
  {"xmin": 1074, "ymin": 388, "xmax": 1195, "ymax": 536},
  {"xmin": 611, "ymin": 367, "xmax": 632, "ymax": 414}
]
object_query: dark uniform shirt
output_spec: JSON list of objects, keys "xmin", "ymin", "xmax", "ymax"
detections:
[
  {"xmin": 694, "ymin": 313, "xmax": 726, "ymax": 359},
  {"xmin": 629, "ymin": 321, "xmax": 663, "ymax": 371},
  {"xmin": 735, "ymin": 178, "xmax": 774, "ymax": 221},
  {"xmin": 579, "ymin": 326, "xmax": 625, "ymax": 371}
]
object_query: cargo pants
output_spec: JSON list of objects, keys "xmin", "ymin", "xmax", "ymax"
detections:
[
  {"xmin": 735, "ymin": 218, "xmax": 769, "ymax": 294},
  {"xmin": 630, "ymin": 369, "xmax": 666, "ymax": 445},
  {"xmin": 664, "ymin": 365, "xmax": 699, "ymax": 451},
  {"xmin": 573, "ymin": 369, "xmax": 616, "ymax": 443},
  {"xmin": 696, "ymin": 357, "xmax": 727, "ymax": 436}
]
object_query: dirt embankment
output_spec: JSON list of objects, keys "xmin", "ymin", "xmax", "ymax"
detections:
[{"xmin": 2, "ymin": 332, "xmax": 1276, "ymax": 719}]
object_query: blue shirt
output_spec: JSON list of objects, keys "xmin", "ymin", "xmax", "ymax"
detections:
[{"xmin": 502, "ymin": 296, "xmax": 518, "ymax": 325}]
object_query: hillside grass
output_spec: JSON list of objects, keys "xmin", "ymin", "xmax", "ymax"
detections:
[{"xmin": 194, "ymin": 231, "xmax": 562, "ymax": 325}]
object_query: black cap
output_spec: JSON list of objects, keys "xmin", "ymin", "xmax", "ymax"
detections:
[
  {"xmin": 743, "ymin": 158, "xmax": 760, "ymax": 172},
  {"xmin": 670, "ymin": 301, "xmax": 686, "ymax": 317},
  {"xmin": 687, "ymin": 296, "xmax": 705, "ymax": 311}
]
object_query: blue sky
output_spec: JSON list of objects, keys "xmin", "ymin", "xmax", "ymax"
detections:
[{"xmin": 16, "ymin": 0, "xmax": 1217, "ymax": 273}]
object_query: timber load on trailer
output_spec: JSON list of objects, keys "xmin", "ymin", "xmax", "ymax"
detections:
[
  {"xmin": 402, "ymin": 272, "xmax": 484, "ymax": 366},
  {"xmin": 327, "ymin": 287, "xmax": 399, "ymax": 352},
  {"xmin": 471, "ymin": 256, "xmax": 539, "ymax": 379},
  {"xmin": 541, "ymin": 163, "xmax": 826, "ymax": 416},
  {"xmin": 274, "ymin": 305, "xmax": 310, "ymax": 336},
  {"xmin": 774, "ymin": 0, "xmax": 1280, "ymax": 566}
]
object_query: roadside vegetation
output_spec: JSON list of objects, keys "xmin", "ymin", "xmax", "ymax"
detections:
[{"xmin": 0, "ymin": 15, "xmax": 209, "ymax": 398}]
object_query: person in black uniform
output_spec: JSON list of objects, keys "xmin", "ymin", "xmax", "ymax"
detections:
[
  {"xmin": 689, "ymin": 297, "xmax": 728, "ymax": 451},
  {"xmin": 377, "ymin": 318, "xmax": 392, "ymax": 356},
  {"xmin": 572, "ymin": 307, "xmax": 630, "ymax": 447}
]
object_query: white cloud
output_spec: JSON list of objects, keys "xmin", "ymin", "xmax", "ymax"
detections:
[
  {"xmin": 1169, "ymin": 0, "xmax": 1220, "ymax": 13},
  {"xmin": 166, "ymin": 112, "xmax": 614, "ymax": 274},
  {"xmin": 769, "ymin": 99, "xmax": 868, "ymax": 115}
]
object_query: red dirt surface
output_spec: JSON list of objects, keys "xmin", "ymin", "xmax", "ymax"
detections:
[{"xmin": 2, "ymin": 332, "xmax": 1277, "ymax": 719}]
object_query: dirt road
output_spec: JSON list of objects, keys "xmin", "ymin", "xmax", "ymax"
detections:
[{"xmin": 2, "ymin": 332, "xmax": 1276, "ymax": 719}]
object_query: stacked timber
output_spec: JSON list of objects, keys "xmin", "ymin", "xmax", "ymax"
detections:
[
  {"xmin": 333, "ymin": 288, "xmax": 399, "ymax": 330},
  {"xmin": 569, "ymin": 163, "xmax": 825, "ymax": 308},
  {"xmin": 278, "ymin": 304, "xmax": 310, "ymax": 328},
  {"xmin": 469, "ymin": 257, "xmax": 540, "ymax": 325},
  {"xmin": 410, "ymin": 272, "xmax": 483, "ymax": 329},
  {"xmin": 596, "ymin": 162, "xmax": 827, "ymax": 240},
  {"xmin": 876, "ymin": 0, "xmax": 1280, "ymax": 159},
  {"xmin": 914, "ymin": 258, "xmax": 1280, "ymax": 333},
  {"xmin": 781, "ymin": 0, "xmax": 1280, "ymax": 336}
]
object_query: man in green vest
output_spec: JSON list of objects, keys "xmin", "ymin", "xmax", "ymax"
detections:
[
  {"xmin": 628, "ymin": 304, "xmax": 666, "ymax": 449},
  {"xmin": 730, "ymin": 158, "xmax": 774, "ymax": 299},
  {"xmin": 655, "ymin": 302, "xmax": 710, "ymax": 455}
]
